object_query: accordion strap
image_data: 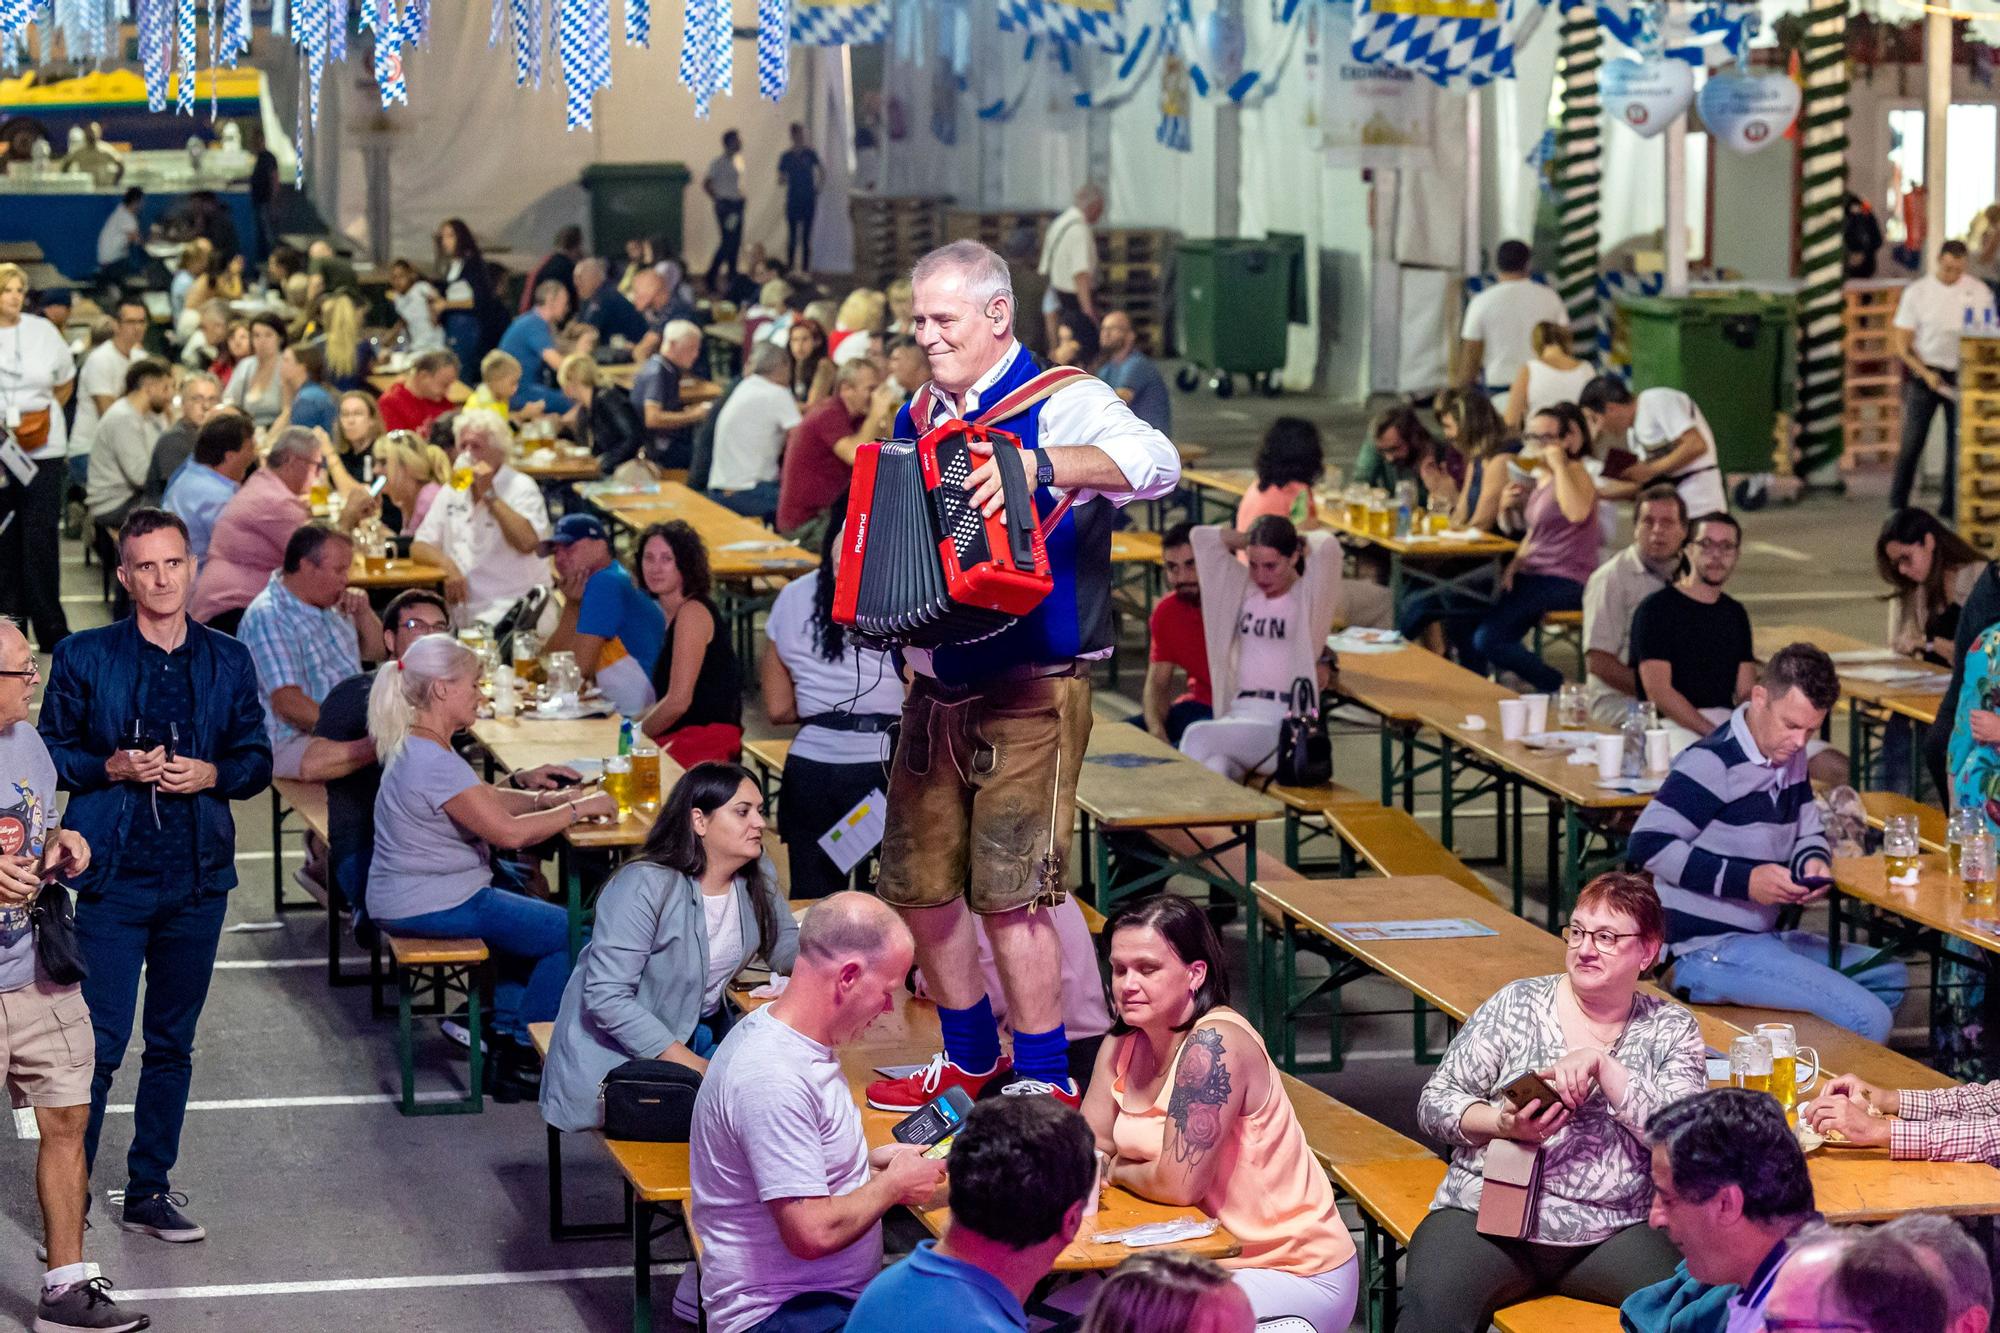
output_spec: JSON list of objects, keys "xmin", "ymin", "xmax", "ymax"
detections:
[{"xmin": 919, "ymin": 365, "xmax": 1095, "ymax": 540}]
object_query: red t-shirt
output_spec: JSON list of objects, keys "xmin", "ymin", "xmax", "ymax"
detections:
[
  {"xmin": 1147, "ymin": 593, "xmax": 1211, "ymax": 707},
  {"xmin": 379, "ymin": 382, "xmax": 452, "ymax": 435},
  {"xmin": 777, "ymin": 395, "xmax": 861, "ymax": 533}
]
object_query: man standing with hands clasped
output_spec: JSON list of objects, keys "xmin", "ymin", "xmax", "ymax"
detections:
[
  {"xmin": 39, "ymin": 507, "xmax": 272, "ymax": 1248},
  {"xmin": 863, "ymin": 240, "xmax": 1179, "ymax": 1112},
  {"xmin": 0, "ymin": 617, "xmax": 149, "ymax": 1332}
]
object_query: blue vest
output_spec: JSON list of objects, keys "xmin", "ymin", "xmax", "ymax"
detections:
[{"xmin": 895, "ymin": 345, "xmax": 1113, "ymax": 686}]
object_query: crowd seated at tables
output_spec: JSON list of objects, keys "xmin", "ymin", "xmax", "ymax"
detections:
[{"xmin": 19, "ymin": 221, "xmax": 2000, "ymax": 1333}]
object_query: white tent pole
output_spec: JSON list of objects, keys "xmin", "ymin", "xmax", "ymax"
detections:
[
  {"xmin": 1664, "ymin": 112, "xmax": 1688, "ymax": 296},
  {"xmin": 1926, "ymin": 12, "xmax": 1950, "ymax": 260},
  {"xmin": 1464, "ymin": 89, "xmax": 1483, "ymax": 272}
]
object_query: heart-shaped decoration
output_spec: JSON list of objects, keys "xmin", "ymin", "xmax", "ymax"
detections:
[
  {"xmin": 1698, "ymin": 70, "xmax": 1803, "ymax": 154},
  {"xmin": 1601, "ymin": 57, "xmax": 1695, "ymax": 139}
]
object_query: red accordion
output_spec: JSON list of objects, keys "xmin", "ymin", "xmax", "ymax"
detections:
[{"xmin": 831, "ymin": 416, "xmax": 1053, "ymax": 647}]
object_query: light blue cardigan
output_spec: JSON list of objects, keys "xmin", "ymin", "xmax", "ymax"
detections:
[{"xmin": 539, "ymin": 855, "xmax": 798, "ymax": 1132}]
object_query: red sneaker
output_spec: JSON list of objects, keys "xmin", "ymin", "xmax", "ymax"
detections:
[
  {"xmin": 865, "ymin": 1053, "xmax": 1008, "ymax": 1112},
  {"xmin": 997, "ymin": 1075, "xmax": 1082, "ymax": 1109}
]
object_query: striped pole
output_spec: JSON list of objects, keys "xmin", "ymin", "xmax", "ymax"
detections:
[
  {"xmin": 1553, "ymin": 2, "xmax": 1600, "ymax": 348},
  {"xmin": 1795, "ymin": 1, "xmax": 1849, "ymax": 478}
]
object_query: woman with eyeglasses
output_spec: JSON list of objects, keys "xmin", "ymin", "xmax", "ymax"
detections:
[
  {"xmin": 1401, "ymin": 872, "xmax": 1705, "ymax": 1333},
  {"xmin": 1402, "ymin": 402, "xmax": 1602, "ymax": 693}
]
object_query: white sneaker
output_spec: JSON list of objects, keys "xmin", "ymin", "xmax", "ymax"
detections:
[{"xmin": 440, "ymin": 1020, "xmax": 487, "ymax": 1055}]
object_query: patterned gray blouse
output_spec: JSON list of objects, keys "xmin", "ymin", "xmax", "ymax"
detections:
[{"xmin": 1417, "ymin": 974, "xmax": 1707, "ymax": 1245}]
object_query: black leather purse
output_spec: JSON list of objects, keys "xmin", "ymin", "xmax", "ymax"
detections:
[
  {"xmin": 601, "ymin": 1058, "xmax": 703, "ymax": 1142},
  {"xmin": 30, "ymin": 882, "xmax": 88, "ymax": 986},
  {"xmin": 1275, "ymin": 676, "xmax": 1332, "ymax": 787}
]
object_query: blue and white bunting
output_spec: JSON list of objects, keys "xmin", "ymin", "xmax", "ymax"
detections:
[
  {"xmin": 792, "ymin": 0, "xmax": 890, "ymax": 46},
  {"xmin": 997, "ymin": 0, "xmax": 1123, "ymax": 54},
  {"xmin": 1350, "ymin": 0, "xmax": 1548, "ymax": 89}
]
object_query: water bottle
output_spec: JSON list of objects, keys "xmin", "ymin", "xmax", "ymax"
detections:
[
  {"xmin": 1394, "ymin": 480, "xmax": 1417, "ymax": 539},
  {"xmin": 1621, "ymin": 702, "xmax": 1649, "ymax": 779},
  {"xmin": 618, "ymin": 718, "xmax": 634, "ymax": 758}
]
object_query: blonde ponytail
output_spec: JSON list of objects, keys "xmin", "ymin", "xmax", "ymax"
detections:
[{"xmin": 367, "ymin": 633, "xmax": 476, "ymax": 761}]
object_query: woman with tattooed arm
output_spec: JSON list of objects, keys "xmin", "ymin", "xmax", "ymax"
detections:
[
  {"xmin": 1080, "ymin": 894, "xmax": 1359, "ymax": 1331},
  {"xmin": 1400, "ymin": 871, "xmax": 1707, "ymax": 1332}
]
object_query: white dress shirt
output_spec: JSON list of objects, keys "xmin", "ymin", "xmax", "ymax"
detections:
[{"xmin": 413, "ymin": 465, "xmax": 553, "ymax": 626}]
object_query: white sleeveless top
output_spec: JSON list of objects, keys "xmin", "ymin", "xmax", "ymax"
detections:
[{"xmin": 1523, "ymin": 360, "xmax": 1597, "ymax": 419}]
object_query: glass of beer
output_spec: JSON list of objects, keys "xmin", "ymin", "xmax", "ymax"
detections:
[
  {"xmin": 603, "ymin": 754, "xmax": 633, "ymax": 819},
  {"xmin": 308, "ymin": 481, "xmax": 331, "ymax": 508},
  {"xmin": 1883, "ymin": 815, "xmax": 1921, "ymax": 883},
  {"xmin": 1730, "ymin": 1035, "xmax": 1773, "ymax": 1094},
  {"xmin": 451, "ymin": 461, "xmax": 475, "ymax": 491},
  {"xmin": 1367, "ymin": 490, "xmax": 1394, "ymax": 538},
  {"xmin": 1343, "ymin": 485, "xmax": 1368, "ymax": 531},
  {"xmin": 1965, "ymin": 827, "xmax": 1997, "ymax": 907},
  {"xmin": 1752, "ymin": 1022, "xmax": 1819, "ymax": 1121},
  {"xmin": 1949, "ymin": 807, "xmax": 1978, "ymax": 882},
  {"xmin": 632, "ymin": 737, "xmax": 662, "ymax": 812}
]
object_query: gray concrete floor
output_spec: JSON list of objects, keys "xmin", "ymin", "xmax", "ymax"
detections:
[{"xmin": 1, "ymin": 377, "xmax": 1917, "ymax": 1330}]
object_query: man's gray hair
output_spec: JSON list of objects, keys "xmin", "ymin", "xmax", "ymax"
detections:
[
  {"xmin": 834, "ymin": 359, "xmax": 879, "ymax": 389},
  {"xmin": 1881, "ymin": 1214, "xmax": 1994, "ymax": 1319},
  {"xmin": 574, "ymin": 256, "xmax": 608, "ymax": 286},
  {"xmin": 910, "ymin": 240, "xmax": 1014, "ymax": 314},
  {"xmin": 747, "ymin": 341, "xmax": 792, "ymax": 379},
  {"xmin": 1075, "ymin": 181, "xmax": 1105, "ymax": 210},
  {"xmin": 534, "ymin": 278, "xmax": 568, "ymax": 307},
  {"xmin": 662, "ymin": 318, "xmax": 702, "ymax": 348},
  {"xmin": 796, "ymin": 891, "xmax": 910, "ymax": 964},
  {"xmin": 182, "ymin": 370, "xmax": 221, "ymax": 396},
  {"xmin": 265, "ymin": 426, "xmax": 320, "ymax": 469},
  {"xmin": 453, "ymin": 407, "xmax": 512, "ymax": 451}
]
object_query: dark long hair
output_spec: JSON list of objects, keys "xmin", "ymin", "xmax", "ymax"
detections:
[
  {"xmin": 789, "ymin": 318, "xmax": 829, "ymax": 401},
  {"xmin": 1103, "ymin": 893, "xmax": 1231, "ymax": 1035},
  {"xmin": 635, "ymin": 519, "xmax": 713, "ymax": 602},
  {"xmin": 1253, "ymin": 417, "xmax": 1324, "ymax": 490},
  {"xmin": 1533, "ymin": 402, "xmax": 1591, "ymax": 459},
  {"xmin": 1876, "ymin": 507, "xmax": 1982, "ymax": 607},
  {"xmin": 1244, "ymin": 513, "xmax": 1306, "ymax": 575},
  {"xmin": 1437, "ymin": 386, "xmax": 1510, "ymax": 464},
  {"xmin": 632, "ymin": 762, "xmax": 778, "ymax": 958},
  {"xmin": 811, "ymin": 492, "xmax": 851, "ymax": 663}
]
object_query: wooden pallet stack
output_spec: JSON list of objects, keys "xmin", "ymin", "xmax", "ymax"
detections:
[
  {"xmin": 1843, "ymin": 280, "xmax": 1905, "ymax": 474},
  {"xmin": 943, "ymin": 207, "xmax": 1055, "ymax": 260},
  {"xmin": 849, "ymin": 195, "xmax": 951, "ymax": 288},
  {"xmin": 1960, "ymin": 333, "xmax": 2000, "ymax": 555},
  {"xmin": 1095, "ymin": 226, "xmax": 1175, "ymax": 356}
]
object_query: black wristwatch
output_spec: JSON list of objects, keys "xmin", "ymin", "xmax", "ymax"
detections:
[{"xmin": 1033, "ymin": 451, "xmax": 1055, "ymax": 488}]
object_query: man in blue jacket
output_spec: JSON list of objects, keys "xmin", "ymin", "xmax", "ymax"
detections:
[{"xmin": 39, "ymin": 507, "xmax": 272, "ymax": 1246}]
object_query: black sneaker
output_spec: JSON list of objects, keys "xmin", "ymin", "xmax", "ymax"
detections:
[
  {"xmin": 34, "ymin": 1275, "xmax": 149, "ymax": 1332},
  {"xmin": 118, "ymin": 1192, "xmax": 205, "ymax": 1243}
]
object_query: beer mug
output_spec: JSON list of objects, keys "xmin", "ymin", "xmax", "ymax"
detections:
[
  {"xmin": 1729, "ymin": 1034, "xmax": 1773, "ymax": 1095},
  {"xmin": 1883, "ymin": 814, "xmax": 1921, "ymax": 883},
  {"xmin": 1752, "ymin": 1023, "xmax": 1819, "ymax": 1115}
]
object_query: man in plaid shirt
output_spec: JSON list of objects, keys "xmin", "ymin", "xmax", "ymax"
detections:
[
  {"xmin": 1808, "ymin": 1073, "xmax": 2000, "ymax": 1165},
  {"xmin": 238, "ymin": 523, "xmax": 384, "ymax": 781}
]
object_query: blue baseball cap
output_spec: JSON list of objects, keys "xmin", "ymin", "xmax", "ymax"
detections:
[{"xmin": 539, "ymin": 512, "xmax": 611, "ymax": 554}]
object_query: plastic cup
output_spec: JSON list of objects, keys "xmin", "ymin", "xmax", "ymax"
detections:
[
  {"xmin": 1497, "ymin": 699, "xmax": 1527, "ymax": 741},
  {"xmin": 1520, "ymin": 694, "xmax": 1549, "ymax": 733},
  {"xmin": 1595, "ymin": 735, "xmax": 1624, "ymax": 780},
  {"xmin": 1645, "ymin": 728, "xmax": 1673, "ymax": 775}
]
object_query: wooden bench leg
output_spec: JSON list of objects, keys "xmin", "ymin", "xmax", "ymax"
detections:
[
  {"xmin": 270, "ymin": 788, "xmax": 284, "ymax": 911},
  {"xmin": 546, "ymin": 1125, "xmax": 629, "ymax": 1241},
  {"xmin": 631, "ymin": 1191, "xmax": 654, "ymax": 1333},
  {"xmin": 394, "ymin": 960, "xmax": 485, "ymax": 1116}
]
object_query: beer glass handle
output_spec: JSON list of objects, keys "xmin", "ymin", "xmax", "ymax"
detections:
[{"xmin": 1797, "ymin": 1047, "xmax": 1820, "ymax": 1093}]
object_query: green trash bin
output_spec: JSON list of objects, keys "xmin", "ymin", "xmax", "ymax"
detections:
[
  {"xmin": 581, "ymin": 162, "xmax": 692, "ymax": 260},
  {"xmin": 1175, "ymin": 237, "xmax": 1296, "ymax": 396},
  {"xmin": 1619, "ymin": 291, "xmax": 1798, "ymax": 476}
]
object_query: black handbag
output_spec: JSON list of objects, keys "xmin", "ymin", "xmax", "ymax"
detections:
[
  {"xmin": 601, "ymin": 1058, "xmax": 703, "ymax": 1142},
  {"xmin": 29, "ymin": 882, "xmax": 88, "ymax": 986},
  {"xmin": 1275, "ymin": 676, "xmax": 1332, "ymax": 788}
]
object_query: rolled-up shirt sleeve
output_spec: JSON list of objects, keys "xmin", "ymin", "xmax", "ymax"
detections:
[{"xmin": 1039, "ymin": 375, "xmax": 1181, "ymax": 506}]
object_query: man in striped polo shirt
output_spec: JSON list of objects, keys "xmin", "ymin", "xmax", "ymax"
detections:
[{"xmin": 1628, "ymin": 643, "xmax": 1907, "ymax": 1042}]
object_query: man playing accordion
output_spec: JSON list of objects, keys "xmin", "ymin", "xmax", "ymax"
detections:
[{"xmin": 862, "ymin": 239, "xmax": 1180, "ymax": 1110}]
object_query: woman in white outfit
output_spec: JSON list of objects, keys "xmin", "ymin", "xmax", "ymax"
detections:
[
  {"xmin": 1506, "ymin": 321, "xmax": 1596, "ymax": 431},
  {"xmin": 1178, "ymin": 516, "xmax": 1343, "ymax": 783}
]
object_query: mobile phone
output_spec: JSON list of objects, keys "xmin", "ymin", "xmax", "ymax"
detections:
[
  {"xmin": 891, "ymin": 1087, "xmax": 974, "ymax": 1146},
  {"xmin": 1500, "ymin": 1069, "xmax": 1562, "ymax": 1112},
  {"xmin": 368, "ymin": 474, "xmax": 389, "ymax": 497},
  {"xmin": 1796, "ymin": 875, "xmax": 1836, "ymax": 891}
]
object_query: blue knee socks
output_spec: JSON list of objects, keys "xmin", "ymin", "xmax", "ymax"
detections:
[
  {"xmin": 938, "ymin": 995, "xmax": 1002, "ymax": 1075},
  {"xmin": 1012, "ymin": 1023, "xmax": 1070, "ymax": 1087}
]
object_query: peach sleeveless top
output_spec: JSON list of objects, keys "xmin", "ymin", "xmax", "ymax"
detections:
[{"xmin": 1109, "ymin": 1007, "xmax": 1355, "ymax": 1276}]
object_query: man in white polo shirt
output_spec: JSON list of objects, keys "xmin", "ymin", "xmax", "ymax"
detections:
[
  {"xmin": 1459, "ymin": 239, "xmax": 1567, "ymax": 404},
  {"xmin": 1891, "ymin": 239, "xmax": 1997, "ymax": 521},
  {"xmin": 1038, "ymin": 183, "xmax": 1104, "ymax": 346},
  {"xmin": 707, "ymin": 341, "xmax": 800, "ymax": 521},
  {"xmin": 1581, "ymin": 376, "xmax": 1728, "ymax": 520}
]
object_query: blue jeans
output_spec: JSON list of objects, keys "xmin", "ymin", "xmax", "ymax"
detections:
[
  {"xmin": 75, "ymin": 875, "xmax": 230, "ymax": 1196},
  {"xmin": 747, "ymin": 1292, "xmax": 855, "ymax": 1333},
  {"xmin": 1671, "ymin": 929, "xmax": 1908, "ymax": 1044},
  {"xmin": 377, "ymin": 886, "xmax": 570, "ymax": 1042},
  {"xmin": 710, "ymin": 481, "xmax": 780, "ymax": 522},
  {"xmin": 1442, "ymin": 573, "xmax": 1582, "ymax": 693}
]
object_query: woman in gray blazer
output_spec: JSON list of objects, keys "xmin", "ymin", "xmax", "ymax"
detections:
[{"xmin": 541, "ymin": 762, "xmax": 800, "ymax": 1132}]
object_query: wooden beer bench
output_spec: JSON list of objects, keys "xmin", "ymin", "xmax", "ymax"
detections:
[
  {"xmin": 381, "ymin": 932, "xmax": 489, "ymax": 1115},
  {"xmin": 1859, "ymin": 790, "xmax": 1947, "ymax": 853},
  {"xmin": 268, "ymin": 777, "xmax": 328, "ymax": 917}
]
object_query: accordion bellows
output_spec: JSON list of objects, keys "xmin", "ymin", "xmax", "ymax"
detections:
[{"xmin": 832, "ymin": 417, "xmax": 1054, "ymax": 648}]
